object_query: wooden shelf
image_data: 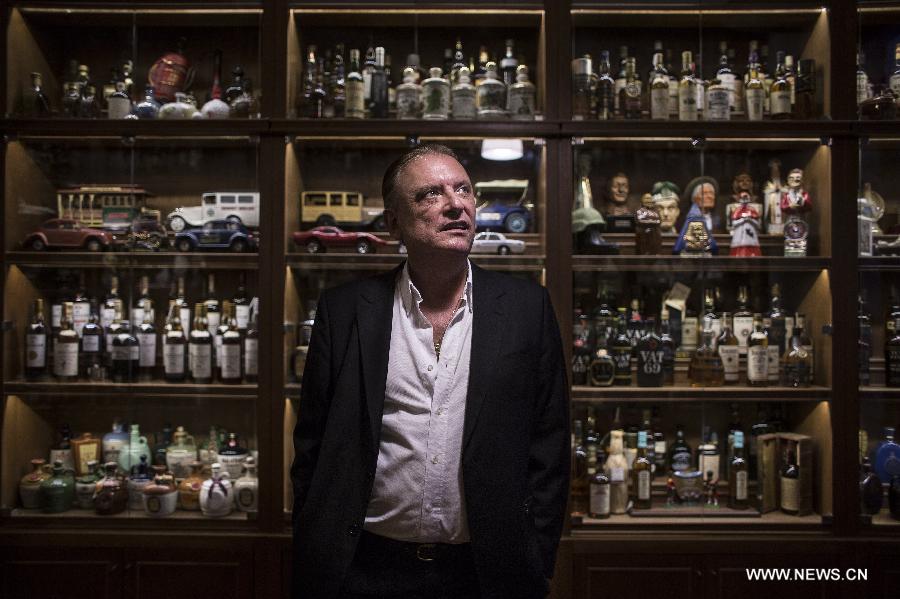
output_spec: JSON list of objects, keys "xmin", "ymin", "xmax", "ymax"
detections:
[
  {"xmin": 6, "ymin": 251, "xmax": 260, "ymax": 270},
  {"xmin": 571, "ymin": 511, "xmax": 826, "ymax": 531},
  {"xmin": 572, "ymin": 385, "xmax": 831, "ymax": 402},
  {"xmin": 5, "ymin": 507, "xmax": 255, "ymax": 531},
  {"xmin": 1, "ymin": 119, "xmax": 268, "ymax": 138},
  {"xmin": 287, "ymin": 253, "xmax": 545, "ymax": 272},
  {"xmin": 563, "ymin": 120, "xmax": 848, "ymax": 139},
  {"xmin": 860, "ymin": 386, "xmax": 900, "ymax": 400},
  {"xmin": 870, "ymin": 512, "xmax": 900, "ymax": 527},
  {"xmin": 3, "ymin": 380, "xmax": 258, "ymax": 400},
  {"xmin": 278, "ymin": 118, "xmax": 560, "ymax": 138},
  {"xmin": 573, "ymin": 255, "xmax": 830, "ymax": 273},
  {"xmin": 859, "ymin": 256, "xmax": 900, "ymax": 271}
]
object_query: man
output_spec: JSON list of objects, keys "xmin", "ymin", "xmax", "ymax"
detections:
[{"xmin": 291, "ymin": 144, "xmax": 569, "ymax": 599}]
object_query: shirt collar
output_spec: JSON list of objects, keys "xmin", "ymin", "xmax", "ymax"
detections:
[{"xmin": 398, "ymin": 260, "xmax": 473, "ymax": 319}]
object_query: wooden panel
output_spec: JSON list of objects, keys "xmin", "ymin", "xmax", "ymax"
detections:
[
  {"xmin": 582, "ymin": 565, "xmax": 698, "ymax": 599},
  {"xmin": 713, "ymin": 565, "xmax": 833, "ymax": 599},
  {"xmin": 791, "ymin": 401, "xmax": 833, "ymax": 517},
  {"xmin": 3, "ymin": 560, "xmax": 119, "ymax": 599},
  {"xmin": 1, "ymin": 395, "xmax": 54, "ymax": 511},
  {"xmin": 133, "ymin": 560, "xmax": 247, "ymax": 599},
  {"xmin": 801, "ymin": 9, "xmax": 831, "ymax": 118}
]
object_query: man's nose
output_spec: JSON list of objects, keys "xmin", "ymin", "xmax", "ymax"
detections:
[{"xmin": 445, "ymin": 188, "xmax": 467, "ymax": 211}]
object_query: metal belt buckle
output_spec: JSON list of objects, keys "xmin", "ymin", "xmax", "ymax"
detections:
[{"xmin": 416, "ymin": 543, "xmax": 437, "ymax": 562}]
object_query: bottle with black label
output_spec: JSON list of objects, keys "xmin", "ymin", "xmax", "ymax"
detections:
[
  {"xmin": 636, "ymin": 318, "xmax": 664, "ymax": 387},
  {"xmin": 25, "ymin": 298, "xmax": 48, "ymax": 381},
  {"xmin": 728, "ymin": 431, "xmax": 749, "ymax": 510},
  {"xmin": 189, "ymin": 303, "xmax": 213, "ymax": 384},
  {"xmin": 79, "ymin": 303, "xmax": 104, "ymax": 379},
  {"xmin": 780, "ymin": 443, "xmax": 800, "ymax": 515},
  {"xmin": 163, "ymin": 299, "xmax": 187, "ymax": 382},
  {"xmin": 668, "ymin": 426, "xmax": 692, "ymax": 473},
  {"xmin": 886, "ymin": 316, "xmax": 900, "ymax": 387},
  {"xmin": 611, "ymin": 308, "xmax": 632, "ymax": 386}
]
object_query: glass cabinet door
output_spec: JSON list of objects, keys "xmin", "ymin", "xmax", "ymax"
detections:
[
  {"xmin": 2, "ymin": 135, "xmax": 262, "ymax": 524},
  {"xmin": 858, "ymin": 2, "xmax": 900, "ymax": 120}
]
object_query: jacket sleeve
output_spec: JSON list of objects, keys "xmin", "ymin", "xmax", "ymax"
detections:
[
  {"xmin": 528, "ymin": 287, "xmax": 571, "ymax": 580},
  {"xmin": 291, "ymin": 292, "xmax": 332, "ymax": 527}
]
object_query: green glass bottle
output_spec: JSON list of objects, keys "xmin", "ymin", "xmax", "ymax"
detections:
[{"xmin": 39, "ymin": 460, "xmax": 75, "ymax": 513}]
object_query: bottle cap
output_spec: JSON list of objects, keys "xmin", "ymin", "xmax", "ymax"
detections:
[
  {"xmin": 572, "ymin": 56, "xmax": 592, "ymax": 76},
  {"xmin": 429, "ymin": 67, "xmax": 443, "ymax": 79},
  {"xmin": 516, "ymin": 64, "xmax": 529, "ymax": 82},
  {"xmin": 457, "ymin": 66, "xmax": 471, "ymax": 84}
]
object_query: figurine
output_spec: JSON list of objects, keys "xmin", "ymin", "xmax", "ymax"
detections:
[
  {"xmin": 674, "ymin": 204, "xmax": 718, "ymax": 256},
  {"xmin": 604, "ymin": 172, "xmax": 636, "ymax": 233},
  {"xmin": 705, "ymin": 470, "xmax": 719, "ymax": 507},
  {"xmin": 780, "ymin": 168, "xmax": 812, "ymax": 257},
  {"xmin": 725, "ymin": 171, "xmax": 762, "ymax": 231},
  {"xmin": 651, "ymin": 181, "xmax": 681, "ymax": 234},
  {"xmin": 861, "ymin": 182, "xmax": 885, "ymax": 236},
  {"xmin": 729, "ymin": 192, "xmax": 762, "ymax": 257},
  {"xmin": 635, "ymin": 193, "xmax": 662, "ymax": 255},
  {"xmin": 666, "ymin": 477, "xmax": 676, "ymax": 507},
  {"xmin": 684, "ymin": 176, "xmax": 720, "ymax": 232},
  {"xmin": 148, "ymin": 37, "xmax": 193, "ymax": 103},
  {"xmin": 573, "ymin": 154, "xmax": 618, "ymax": 255},
  {"xmin": 763, "ymin": 159, "xmax": 784, "ymax": 235}
]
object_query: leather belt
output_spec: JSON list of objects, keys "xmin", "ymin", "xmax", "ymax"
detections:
[{"xmin": 360, "ymin": 530, "xmax": 472, "ymax": 563}]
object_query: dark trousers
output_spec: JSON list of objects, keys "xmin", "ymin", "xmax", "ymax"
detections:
[{"xmin": 340, "ymin": 531, "xmax": 482, "ymax": 599}]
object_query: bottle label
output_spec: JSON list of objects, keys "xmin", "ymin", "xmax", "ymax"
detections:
[
  {"xmin": 732, "ymin": 79, "xmax": 745, "ymax": 113},
  {"xmin": 681, "ymin": 317, "xmax": 698, "ymax": 351},
  {"xmin": 189, "ymin": 344, "xmax": 212, "ymax": 379},
  {"xmin": 51, "ymin": 304, "xmax": 62, "ymax": 329},
  {"xmin": 53, "ymin": 342, "xmax": 78, "ymax": 376},
  {"xmin": 748, "ymin": 346, "xmax": 768, "ymax": 382},
  {"xmin": 678, "ymin": 84, "xmax": 697, "ymax": 121},
  {"xmin": 736, "ymin": 471, "xmax": 748, "ymax": 500},
  {"xmin": 589, "ymin": 483, "xmax": 610, "ymax": 516},
  {"xmin": 108, "ymin": 96, "xmax": 131, "ymax": 119},
  {"xmin": 206, "ymin": 313, "xmax": 221, "ymax": 335},
  {"xmin": 771, "ymin": 90, "xmax": 791, "ymax": 115},
  {"xmin": 589, "ymin": 355, "xmax": 615, "ymax": 386},
  {"xmin": 244, "ymin": 339, "xmax": 258, "ymax": 375},
  {"xmin": 733, "ymin": 316, "xmax": 754, "ymax": 349},
  {"xmin": 857, "ymin": 74, "xmax": 869, "ymax": 104},
  {"xmin": 638, "ymin": 349, "xmax": 663, "ymax": 376},
  {"xmin": 654, "ymin": 440, "xmax": 667, "ymax": 457},
  {"xmin": 668, "ymin": 80, "xmax": 679, "ymax": 116},
  {"xmin": 746, "ymin": 88, "xmax": 765, "ymax": 120},
  {"xmin": 650, "ymin": 88, "xmax": 669, "ymax": 119},
  {"xmin": 609, "ymin": 467, "xmax": 625, "ymax": 483},
  {"xmin": 707, "ymin": 88, "xmax": 730, "ymax": 120},
  {"xmin": 72, "ymin": 303, "xmax": 90, "ymax": 337},
  {"xmin": 221, "ymin": 345, "xmax": 241, "ymax": 380},
  {"xmin": 26, "ymin": 334, "xmax": 47, "ymax": 367},
  {"xmin": 637, "ymin": 470, "xmax": 651, "ymax": 500},
  {"xmin": 163, "ymin": 344, "xmax": 185, "ymax": 374},
  {"xmin": 671, "ymin": 451, "xmax": 691, "ymax": 472},
  {"xmin": 215, "ymin": 335, "xmax": 224, "ymax": 366},
  {"xmin": 235, "ymin": 305, "xmax": 251, "ymax": 330},
  {"xmin": 101, "ymin": 308, "xmax": 116, "ymax": 331},
  {"xmin": 138, "ymin": 333, "xmax": 156, "ymax": 367},
  {"xmin": 611, "ymin": 347, "xmax": 632, "ymax": 383},
  {"xmin": 704, "ymin": 317, "xmax": 722, "ymax": 342},
  {"xmin": 238, "ymin": 487, "xmax": 256, "ymax": 509},
  {"xmin": 102, "ymin": 439, "xmax": 125, "ymax": 465},
  {"xmin": 81, "ymin": 335, "xmax": 100, "ymax": 353},
  {"xmin": 767, "ymin": 346, "xmax": 780, "ymax": 382},
  {"xmin": 111, "ymin": 344, "xmax": 136, "ymax": 361},
  {"xmin": 699, "ymin": 454, "xmax": 720, "ymax": 483},
  {"xmin": 718, "ymin": 73, "xmax": 737, "ymax": 109},
  {"xmin": 452, "ymin": 89, "xmax": 477, "ymax": 119},
  {"xmin": 718, "ymin": 345, "xmax": 740, "ymax": 382},
  {"xmin": 131, "ymin": 308, "xmax": 145, "ymax": 328},
  {"xmin": 781, "ymin": 476, "xmax": 799, "ymax": 512},
  {"xmin": 180, "ymin": 307, "xmax": 192, "ymax": 334},
  {"xmin": 507, "ymin": 87, "xmax": 535, "ymax": 120}
]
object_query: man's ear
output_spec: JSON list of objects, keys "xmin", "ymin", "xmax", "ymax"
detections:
[{"xmin": 383, "ymin": 209, "xmax": 401, "ymax": 242}]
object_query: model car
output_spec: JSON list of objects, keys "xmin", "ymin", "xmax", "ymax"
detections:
[
  {"xmin": 292, "ymin": 226, "xmax": 388, "ymax": 254},
  {"xmin": 300, "ymin": 191, "xmax": 385, "ymax": 230},
  {"xmin": 124, "ymin": 210, "xmax": 169, "ymax": 251},
  {"xmin": 470, "ymin": 231, "xmax": 526, "ymax": 255},
  {"xmin": 23, "ymin": 218, "xmax": 114, "ymax": 252},
  {"xmin": 475, "ymin": 179, "xmax": 533, "ymax": 234},
  {"xmin": 167, "ymin": 191, "xmax": 260, "ymax": 232},
  {"xmin": 173, "ymin": 220, "xmax": 256, "ymax": 253}
]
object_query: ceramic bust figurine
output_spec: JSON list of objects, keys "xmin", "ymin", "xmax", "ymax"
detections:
[
  {"xmin": 729, "ymin": 192, "xmax": 762, "ymax": 257},
  {"xmin": 651, "ymin": 181, "xmax": 681, "ymax": 234},
  {"xmin": 674, "ymin": 204, "xmax": 718, "ymax": 256},
  {"xmin": 605, "ymin": 172, "xmax": 633, "ymax": 217},
  {"xmin": 780, "ymin": 168, "xmax": 813, "ymax": 257},
  {"xmin": 635, "ymin": 193, "xmax": 662, "ymax": 255},
  {"xmin": 726, "ymin": 171, "xmax": 762, "ymax": 231},
  {"xmin": 763, "ymin": 159, "xmax": 784, "ymax": 235},
  {"xmin": 684, "ymin": 176, "xmax": 720, "ymax": 232}
]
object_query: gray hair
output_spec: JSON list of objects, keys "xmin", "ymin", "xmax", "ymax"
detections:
[{"xmin": 381, "ymin": 144, "xmax": 460, "ymax": 213}]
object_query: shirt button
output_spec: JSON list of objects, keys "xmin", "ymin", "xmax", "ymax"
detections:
[
  {"xmin": 427, "ymin": 365, "xmax": 433, "ymax": 371},
  {"xmin": 347, "ymin": 524, "xmax": 361, "ymax": 536},
  {"xmin": 432, "ymin": 455, "xmax": 439, "ymax": 464}
]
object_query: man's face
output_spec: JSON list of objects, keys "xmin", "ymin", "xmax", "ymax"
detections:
[
  {"xmin": 655, "ymin": 197, "xmax": 680, "ymax": 229},
  {"xmin": 693, "ymin": 183, "xmax": 716, "ymax": 210},
  {"xmin": 735, "ymin": 173, "xmax": 753, "ymax": 192},
  {"xmin": 385, "ymin": 153, "xmax": 476, "ymax": 257},
  {"xmin": 788, "ymin": 171, "xmax": 803, "ymax": 190},
  {"xmin": 610, "ymin": 175, "xmax": 629, "ymax": 203}
]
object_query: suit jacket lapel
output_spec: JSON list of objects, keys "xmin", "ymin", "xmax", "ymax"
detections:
[
  {"xmin": 463, "ymin": 264, "xmax": 507, "ymax": 453},
  {"xmin": 357, "ymin": 263, "xmax": 403, "ymax": 448}
]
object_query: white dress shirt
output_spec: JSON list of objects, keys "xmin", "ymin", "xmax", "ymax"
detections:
[{"xmin": 364, "ymin": 260, "xmax": 473, "ymax": 543}]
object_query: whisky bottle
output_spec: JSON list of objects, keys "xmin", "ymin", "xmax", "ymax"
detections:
[
  {"xmin": 712, "ymin": 42, "xmax": 736, "ymax": 112},
  {"xmin": 771, "ymin": 51, "xmax": 792, "ymax": 120},
  {"xmin": 101, "ymin": 275, "xmax": 120, "ymax": 332},
  {"xmin": 345, "ymin": 49, "xmax": 365, "ymax": 119},
  {"xmin": 785, "ymin": 55, "xmax": 797, "ymax": 106},
  {"xmin": 678, "ymin": 50, "xmax": 698, "ymax": 121},
  {"xmin": 611, "ymin": 308, "xmax": 632, "ymax": 386},
  {"xmin": 748, "ymin": 316, "xmax": 769, "ymax": 386},
  {"xmin": 728, "ymin": 431, "xmax": 749, "ymax": 509},
  {"xmin": 589, "ymin": 349, "xmax": 615, "ymax": 386},
  {"xmin": 702, "ymin": 288, "xmax": 722, "ymax": 345},
  {"xmin": 214, "ymin": 300, "xmax": 232, "ymax": 379},
  {"xmin": 244, "ymin": 305, "xmax": 258, "ymax": 383},
  {"xmin": 619, "ymin": 57, "xmax": 641, "ymax": 120},
  {"xmin": 653, "ymin": 429, "xmax": 667, "ymax": 475},
  {"xmin": 596, "ymin": 51, "xmax": 615, "ymax": 121},
  {"xmin": 745, "ymin": 51, "xmax": 765, "ymax": 121},
  {"xmin": 726, "ymin": 403, "xmax": 744, "ymax": 477},
  {"xmin": 649, "ymin": 52, "xmax": 669, "ymax": 120},
  {"xmin": 451, "ymin": 66, "xmax": 477, "ymax": 119},
  {"xmin": 605, "ymin": 429, "xmax": 629, "ymax": 514},
  {"xmin": 886, "ymin": 316, "xmax": 900, "ymax": 387},
  {"xmin": 422, "ymin": 67, "xmax": 450, "ymax": 120},
  {"xmin": 110, "ymin": 311, "xmax": 139, "ymax": 383},
  {"xmin": 507, "ymin": 65, "xmax": 536, "ymax": 120},
  {"xmin": 189, "ymin": 303, "xmax": 213, "ymax": 384},
  {"xmin": 784, "ymin": 317, "xmax": 812, "ymax": 387},
  {"xmin": 396, "ymin": 67, "xmax": 421, "ymax": 120},
  {"xmin": 665, "ymin": 49, "xmax": 679, "ymax": 118},
  {"xmin": 688, "ymin": 330, "xmax": 724, "ymax": 387},
  {"xmin": 698, "ymin": 429, "xmax": 720, "ymax": 484},
  {"xmin": 25, "ymin": 298, "xmax": 48, "ymax": 380},
  {"xmin": 860, "ymin": 456, "xmax": 883, "ymax": 515},
  {"xmin": 627, "ymin": 299, "xmax": 642, "ymax": 355},
  {"xmin": 624, "ymin": 427, "xmax": 638, "ymax": 470},
  {"xmin": 53, "ymin": 302, "xmax": 79, "ymax": 380},
  {"xmin": 763, "ymin": 318, "xmax": 781, "ymax": 385},
  {"xmin": 369, "ymin": 47, "xmax": 388, "ymax": 119},
  {"xmin": 681, "ymin": 307, "xmax": 699, "ymax": 354},
  {"xmin": 204, "ymin": 274, "xmax": 220, "ymax": 335},
  {"xmin": 571, "ymin": 55, "xmax": 593, "ymax": 121},
  {"xmin": 632, "ymin": 431, "xmax": 652, "ymax": 509},
  {"xmin": 659, "ymin": 310, "xmax": 676, "ymax": 385},
  {"xmin": 131, "ymin": 275, "xmax": 151, "ymax": 326},
  {"xmin": 233, "ymin": 274, "xmax": 251, "ymax": 332},
  {"xmin": 717, "ymin": 314, "xmax": 740, "ymax": 384},
  {"xmin": 163, "ymin": 300, "xmax": 187, "ymax": 382},
  {"xmin": 613, "ymin": 46, "xmax": 629, "ymax": 115},
  {"xmin": 22, "ymin": 72, "xmax": 51, "ymax": 117},
  {"xmin": 220, "ymin": 303, "xmax": 243, "ymax": 384},
  {"xmin": 104, "ymin": 299, "xmax": 125, "ymax": 369},
  {"xmin": 137, "ymin": 300, "xmax": 157, "ymax": 381},
  {"xmin": 175, "ymin": 275, "xmax": 191, "ymax": 335},
  {"xmin": 72, "ymin": 274, "xmax": 91, "ymax": 338},
  {"xmin": 767, "ymin": 284, "xmax": 787, "ymax": 354},
  {"xmin": 668, "ymin": 426, "xmax": 692, "ymax": 474},
  {"xmin": 589, "ymin": 451, "xmax": 611, "ymax": 519},
  {"xmin": 857, "ymin": 52, "xmax": 870, "ymax": 105},
  {"xmin": 79, "ymin": 304, "xmax": 104, "ymax": 379},
  {"xmin": 330, "ymin": 47, "xmax": 346, "ymax": 118},
  {"xmin": 476, "ymin": 62, "xmax": 506, "ymax": 119},
  {"xmin": 362, "ymin": 45, "xmax": 376, "ymax": 104},
  {"xmin": 570, "ymin": 420, "xmax": 589, "ymax": 516},
  {"xmin": 780, "ymin": 444, "xmax": 800, "ymax": 515},
  {"xmin": 636, "ymin": 319, "xmax": 664, "ymax": 387},
  {"xmin": 732, "ymin": 285, "xmax": 754, "ymax": 353},
  {"xmin": 706, "ymin": 73, "xmax": 730, "ymax": 121}
]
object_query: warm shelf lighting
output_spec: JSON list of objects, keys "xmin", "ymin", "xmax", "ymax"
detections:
[{"xmin": 481, "ymin": 139, "xmax": 523, "ymax": 161}]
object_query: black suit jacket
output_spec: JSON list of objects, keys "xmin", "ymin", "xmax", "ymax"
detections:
[{"xmin": 291, "ymin": 262, "xmax": 570, "ymax": 599}]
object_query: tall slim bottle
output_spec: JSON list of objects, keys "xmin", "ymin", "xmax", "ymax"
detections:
[
  {"xmin": 25, "ymin": 298, "xmax": 49, "ymax": 380},
  {"xmin": 717, "ymin": 314, "xmax": 740, "ymax": 385},
  {"xmin": 770, "ymin": 51, "xmax": 792, "ymax": 120},
  {"xmin": 728, "ymin": 431, "xmax": 749, "ymax": 509},
  {"xmin": 649, "ymin": 52, "xmax": 669, "ymax": 120},
  {"xmin": 220, "ymin": 303, "xmax": 243, "ymax": 384},
  {"xmin": 369, "ymin": 47, "xmax": 388, "ymax": 119},
  {"xmin": 747, "ymin": 316, "xmax": 769, "ymax": 387},
  {"xmin": 137, "ymin": 300, "xmax": 157, "ymax": 381},
  {"xmin": 605, "ymin": 429, "xmax": 629, "ymax": 514},
  {"xmin": 345, "ymin": 49, "xmax": 365, "ymax": 119},
  {"xmin": 632, "ymin": 431, "xmax": 652, "ymax": 509},
  {"xmin": 570, "ymin": 420, "xmax": 588, "ymax": 516},
  {"xmin": 53, "ymin": 302, "xmax": 79, "ymax": 381},
  {"xmin": 189, "ymin": 303, "xmax": 213, "ymax": 384},
  {"xmin": 244, "ymin": 306, "xmax": 259, "ymax": 383},
  {"xmin": 110, "ymin": 313, "xmax": 139, "ymax": 383},
  {"xmin": 204, "ymin": 274, "xmax": 220, "ymax": 335},
  {"xmin": 678, "ymin": 51, "xmax": 698, "ymax": 121},
  {"xmin": 596, "ymin": 51, "xmax": 615, "ymax": 121},
  {"xmin": 79, "ymin": 305, "xmax": 104, "ymax": 378},
  {"xmin": 163, "ymin": 300, "xmax": 187, "ymax": 382}
]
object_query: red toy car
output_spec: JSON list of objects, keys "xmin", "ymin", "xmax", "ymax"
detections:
[
  {"xmin": 23, "ymin": 218, "xmax": 114, "ymax": 252},
  {"xmin": 292, "ymin": 226, "xmax": 388, "ymax": 254}
]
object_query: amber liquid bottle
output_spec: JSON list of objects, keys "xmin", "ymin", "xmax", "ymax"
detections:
[
  {"xmin": 25, "ymin": 298, "xmax": 48, "ymax": 380},
  {"xmin": 631, "ymin": 431, "xmax": 653, "ymax": 509},
  {"xmin": 728, "ymin": 431, "xmax": 749, "ymax": 510}
]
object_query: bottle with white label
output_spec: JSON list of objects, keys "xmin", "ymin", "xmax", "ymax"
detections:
[
  {"xmin": 72, "ymin": 276, "xmax": 91, "ymax": 338},
  {"xmin": 101, "ymin": 276, "xmax": 120, "ymax": 332},
  {"xmin": 244, "ymin": 306, "xmax": 258, "ymax": 383},
  {"xmin": 233, "ymin": 273, "xmax": 251, "ymax": 332},
  {"xmin": 507, "ymin": 64, "xmax": 536, "ymax": 121},
  {"xmin": 632, "ymin": 431, "xmax": 652, "ymax": 509},
  {"xmin": 728, "ymin": 431, "xmax": 749, "ymax": 509},
  {"xmin": 131, "ymin": 275, "xmax": 151, "ymax": 326},
  {"xmin": 715, "ymin": 41, "xmax": 737, "ymax": 112},
  {"xmin": 588, "ymin": 453, "xmax": 610, "ymax": 519},
  {"xmin": 698, "ymin": 429, "xmax": 721, "ymax": 485},
  {"xmin": 189, "ymin": 303, "xmax": 213, "ymax": 384},
  {"xmin": 204, "ymin": 274, "xmax": 220, "ymax": 336},
  {"xmin": 451, "ymin": 66, "xmax": 477, "ymax": 119},
  {"xmin": 745, "ymin": 51, "xmax": 765, "ymax": 121},
  {"xmin": 220, "ymin": 303, "xmax": 243, "ymax": 384},
  {"xmin": 678, "ymin": 50, "xmax": 698, "ymax": 121},
  {"xmin": 53, "ymin": 302, "xmax": 79, "ymax": 380},
  {"xmin": 763, "ymin": 317, "xmax": 781, "ymax": 385},
  {"xmin": 137, "ymin": 300, "xmax": 157, "ymax": 380},
  {"xmin": 717, "ymin": 314, "xmax": 741, "ymax": 384},
  {"xmin": 732, "ymin": 286, "xmax": 754, "ymax": 354},
  {"xmin": 163, "ymin": 299, "xmax": 187, "ymax": 382},
  {"xmin": 605, "ymin": 430, "xmax": 629, "ymax": 514},
  {"xmin": 680, "ymin": 310, "xmax": 699, "ymax": 354},
  {"xmin": 780, "ymin": 444, "xmax": 800, "ymax": 515},
  {"xmin": 175, "ymin": 276, "xmax": 191, "ymax": 336},
  {"xmin": 747, "ymin": 317, "xmax": 769, "ymax": 386},
  {"xmin": 649, "ymin": 52, "xmax": 669, "ymax": 120},
  {"xmin": 25, "ymin": 298, "xmax": 48, "ymax": 380},
  {"xmin": 770, "ymin": 51, "xmax": 792, "ymax": 120},
  {"xmin": 79, "ymin": 304, "xmax": 104, "ymax": 379},
  {"xmin": 706, "ymin": 75, "xmax": 730, "ymax": 121}
]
